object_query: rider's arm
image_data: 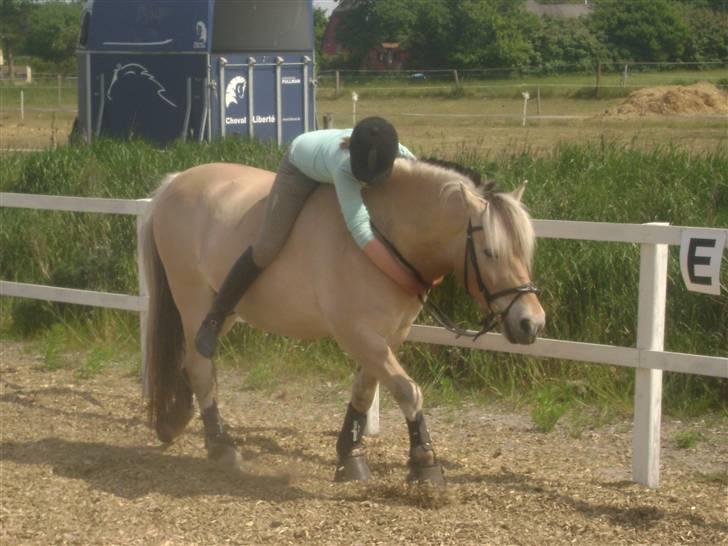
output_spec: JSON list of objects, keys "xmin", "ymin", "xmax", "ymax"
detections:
[
  {"xmin": 361, "ymin": 238, "xmax": 425, "ymax": 297},
  {"xmin": 333, "ymin": 164, "xmax": 424, "ymax": 297}
]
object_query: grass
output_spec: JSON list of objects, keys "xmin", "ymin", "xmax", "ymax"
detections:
[
  {"xmin": 0, "ymin": 118, "xmax": 726, "ymax": 424},
  {"xmin": 674, "ymin": 430, "xmax": 705, "ymax": 450}
]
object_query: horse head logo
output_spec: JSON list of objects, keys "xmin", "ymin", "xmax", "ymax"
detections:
[
  {"xmin": 106, "ymin": 63, "xmax": 177, "ymax": 108},
  {"xmin": 194, "ymin": 21, "xmax": 207, "ymax": 47},
  {"xmin": 225, "ymin": 76, "xmax": 247, "ymax": 108}
]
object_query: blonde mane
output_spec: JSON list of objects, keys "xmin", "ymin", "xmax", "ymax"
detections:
[{"xmin": 391, "ymin": 159, "xmax": 535, "ymax": 269}]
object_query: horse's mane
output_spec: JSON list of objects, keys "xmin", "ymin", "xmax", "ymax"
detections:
[{"xmin": 394, "ymin": 158, "xmax": 535, "ymax": 268}]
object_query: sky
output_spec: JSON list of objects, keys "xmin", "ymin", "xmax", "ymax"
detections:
[{"xmin": 313, "ymin": 0, "xmax": 338, "ymax": 15}]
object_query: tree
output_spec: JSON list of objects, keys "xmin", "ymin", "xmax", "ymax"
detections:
[
  {"xmin": 0, "ymin": 0, "xmax": 31, "ymax": 78},
  {"xmin": 590, "ymin": 0, "xmax": 690, "ymax": 62},
  {"xmin": 336, "ymin": 0, "xmax": 418, "ymax": 66},
  {"xmin": 337, "ymin": 0, "xmax": 538, "ymax": 70},
  {"xmin": 23, "ymin": 1, "xmax": 82, "ymax": 74}
]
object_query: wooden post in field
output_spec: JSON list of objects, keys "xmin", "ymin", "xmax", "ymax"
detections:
[
  {"xmin": 633, "ymin": 222, "xmax": 668, "ymax": 489},
  {"xmin": 57, "ymin": 74, "xmax": 62, "ymax": 106},
  {"xmin": 537, "ymin": 87, "xmax": 542, "ymax": 115},
  {"xmin": 453, "ymin": 69, "xmax": 460, "ymax": 88},
  {"xmin": 622, "ymin": 63, "xmax": 629, "ymax": 87},
  {"xmin": 352, "ymin": 91, "xmax": 358, "ymax": 125},
  {"xmin": 521, "ymin": 90, "xmax": 530, "ymax": 127},
  {"xmin": 595, "ymin": 62, "xmax": 602, "ymax": 98},
  {"xmin": 20, "ymin": 90, "xmax": 24, "ymax": 121},
  {"xmin": 335, "ymin": 70, "xmax": 340, "ymax": 98},
  {"xmin": 323, "ymin": 112, "xmax": 333, "ymax": 128}
]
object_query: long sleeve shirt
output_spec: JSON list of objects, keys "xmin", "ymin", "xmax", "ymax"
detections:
[{"xmin": 288, "ymin": 128, "xmax": 416, "ymax": 248}]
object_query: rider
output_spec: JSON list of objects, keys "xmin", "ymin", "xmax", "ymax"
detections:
[{"xmin": 195, "ymin": 116, "xmax": 426, "ymax": 358}]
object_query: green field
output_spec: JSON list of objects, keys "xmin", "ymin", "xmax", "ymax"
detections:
[
  {"xmin": 1, "ymin": 138, "xmax": 726, "ymax": 425},
  {"xmin": 1, "ymin": 68, "xmax": 726, "ymax": 425}
]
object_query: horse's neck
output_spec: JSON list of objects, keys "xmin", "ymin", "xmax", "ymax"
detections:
[{"xmin": 365, "ymin": 169, "xmax": 469, "ymax": 283}]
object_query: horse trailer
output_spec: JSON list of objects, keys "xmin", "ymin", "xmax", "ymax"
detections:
[{"xmin": 75, "ymin": 0, "xmax": 316, "ymax": 145}]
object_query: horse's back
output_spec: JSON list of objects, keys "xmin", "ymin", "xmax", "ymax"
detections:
[{"xmin": 151, "ymin": 162, "xmax": 409, "ymax": 341}]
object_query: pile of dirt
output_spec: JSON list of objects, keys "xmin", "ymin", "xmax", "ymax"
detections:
[{"xmin": 599, "ymin": 82, "xmax": 728, "ymax": 119}]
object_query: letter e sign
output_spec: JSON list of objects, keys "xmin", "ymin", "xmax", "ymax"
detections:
[{"xmin": 679, "ymin": 229, "xmax": 726, "ymax": 295}]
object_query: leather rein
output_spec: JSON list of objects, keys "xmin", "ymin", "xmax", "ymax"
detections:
[{"xmin": 372, "ymin": 219, "xmax": 540, "ymax": 341}]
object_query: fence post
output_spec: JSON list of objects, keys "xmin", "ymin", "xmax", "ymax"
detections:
[
  {"xmin": 335, "ymin": 70, "xmax": 340, "ymax": 98},
  {"xmin": 521, "ymin": 91, "xmax": 530, "ymax": 127},
  {"xmin": 57, "ymin": 74, "xmax": 63, "ymax": 106},
  {"xmin": 595, "ymin": 62, "xmax": 602, "ymax": 98},
  {"xmin": 453, "ymin": 69, "xmax": 460, "ymax": 88},
  {"xmin": 633, "ymin": 222, "xmax": 668, "ymax": 488},
  {"xmin": 365, "ymin": 386, "xmax": 380, "ymax": 436},
  {"xmin": 537, "ymin": 87, "xmax": 542, "ymax": 116},
  {"xmin": 137, "ymin": 212, "xmax": 149, "ymax": 397},
  {"xmin": 20, "ymin": 90, "xmax": 24, "ymax": 121}
]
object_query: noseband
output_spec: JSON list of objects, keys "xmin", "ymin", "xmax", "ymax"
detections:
[
  {"xmin": 463, "ymin": 219, "xmax": 540, "ymax": 340},
  {"xmin": 371, "ymin": 219, "xmax": 539, "ymax": 341}
]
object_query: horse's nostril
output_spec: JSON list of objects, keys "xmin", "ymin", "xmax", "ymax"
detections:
[{"xmin": 520, "ymin": 318, "xmax": 532, "ymax": 334}]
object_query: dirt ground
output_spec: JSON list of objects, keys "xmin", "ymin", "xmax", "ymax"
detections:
[{"xmin": 1, "ymin": 342, "xmax": 726, "ymax": 545}]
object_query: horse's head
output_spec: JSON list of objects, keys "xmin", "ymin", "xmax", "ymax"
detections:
[
  {"xmin": 454, "ymin": 180, "xmax": 545, "ymax": 344},
  {"xmin": 378, "ymin": 160, "xmax": 545, "ymax": 344}
]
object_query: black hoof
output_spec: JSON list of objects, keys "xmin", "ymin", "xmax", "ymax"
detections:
[
  {"xmin": 207, "ymin": 442, "xmax": 242, "ymax": 471},
  {"xmin": 407, "ymin": 463, "xmax": 446, "ymax": 487},
  {"xmin": 334, "ymin": 453, "xmax": 371, "ymax": 482}
]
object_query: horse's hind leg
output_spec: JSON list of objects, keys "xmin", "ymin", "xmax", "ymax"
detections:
[{"xmin": 173, "ymin": 283, "xmax": 242, "ymax": 469}]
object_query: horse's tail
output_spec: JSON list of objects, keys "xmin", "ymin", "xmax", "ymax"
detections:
[{"xmin": 142, "ymin": 173, "xmax": 194, "ymax": 443}]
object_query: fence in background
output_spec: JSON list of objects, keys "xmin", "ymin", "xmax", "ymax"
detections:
[{"xmin": 1, "ymin": 192, "xmax": 726, "ymax": 489}]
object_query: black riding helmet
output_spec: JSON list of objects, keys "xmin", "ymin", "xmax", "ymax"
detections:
[{"xmin": 349, "ymin": 116, "xmax": 399, "ymax": 185}]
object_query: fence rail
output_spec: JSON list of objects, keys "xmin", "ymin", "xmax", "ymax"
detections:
[{"xmin": 1, "ymin": 192, "xmax": 726, "ymax": 490}]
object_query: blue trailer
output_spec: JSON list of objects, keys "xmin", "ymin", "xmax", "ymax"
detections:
[{"xmin": 76, "ymin": 0, "xmax": 315, "ymax": 145}]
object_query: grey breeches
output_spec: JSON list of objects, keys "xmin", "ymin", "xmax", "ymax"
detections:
[{"xmin": 250, "ymin": 153, "xmax": 320, "ymax": 268}]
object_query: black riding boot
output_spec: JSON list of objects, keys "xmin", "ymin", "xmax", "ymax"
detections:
[{"xmin": 195, "ymin": 246, "xmax": 261, "ymax": 358}]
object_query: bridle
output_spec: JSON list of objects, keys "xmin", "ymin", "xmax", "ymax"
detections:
[
  {"xmin": 461, "ymin": 219, "xmax": 540, "ymax": 340},
  {"xmin": 372, "ymin": 218, "xmax": 540, "ymax": 341}
]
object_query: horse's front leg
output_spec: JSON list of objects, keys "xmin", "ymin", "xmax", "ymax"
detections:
[
  {"xmin": 334, "ymin": 367, "xmax": 378, "ymax": 482},
  {"xmin": 381, "ymin": 351, "xmax": 445, "ymax": 485},
  {"xmin": 336, "ymin": 333, "xmax": 444, "ymax": 485}
]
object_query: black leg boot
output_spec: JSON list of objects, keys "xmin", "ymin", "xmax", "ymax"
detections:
[{"xmin": 195, "ymin": 246, "xmax": 261, "ymax": 358}]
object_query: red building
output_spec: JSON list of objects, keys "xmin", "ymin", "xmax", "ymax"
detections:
[{"xmin": 321, "ymin": 0, "xmax": 408, "ymax": 70}]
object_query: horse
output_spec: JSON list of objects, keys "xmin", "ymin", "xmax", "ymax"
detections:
[{"xmin": 141, "ymin": 158, "xmax": 545, "ymax": 485}]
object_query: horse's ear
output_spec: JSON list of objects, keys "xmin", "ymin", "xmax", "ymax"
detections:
[
  {"xmin": 439, "ymin": 182, "xmax": 468, "ymax": 219},
  {"xmin": 511, "ymin": 180, "xmax": 528, "ymax": 202}
]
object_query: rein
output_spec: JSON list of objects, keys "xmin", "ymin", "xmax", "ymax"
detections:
[{"xmin": 371, "ymin": 220, "xmax": 539, "ymax": 341}]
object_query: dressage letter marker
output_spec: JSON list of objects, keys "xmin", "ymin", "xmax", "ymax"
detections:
[{"xmin": 679, "ymin": 229, "xmax": 726, "ymax": 295}]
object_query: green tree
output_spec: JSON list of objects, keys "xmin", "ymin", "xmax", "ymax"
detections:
[
  {"xmin": 681, "ymin": 5, "xmax": 728, "ymax": 62},
  {"xmin": 337, "ymin": 0, "xmax": 417, "ymax": 66},
  {"xmin": 590, "ymin": 0, "xmax": 690, "ymax": 62},
  {"xmin": 0, "ymin": 0, "xmax": 31, "ymax": 78},
  {"xmin": 23, "ymin": 2, "xmax": 82, "ymax": 74},
  {"xmin": 532, "ymin": 16, "xmax": 611, "ymax": 73}
]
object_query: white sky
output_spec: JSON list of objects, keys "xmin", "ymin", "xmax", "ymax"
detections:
[{"xmin": 313, "ymin": 0, "xmax": 338, "ymax": 15}]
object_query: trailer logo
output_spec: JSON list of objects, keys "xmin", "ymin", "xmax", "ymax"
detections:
[
  {"xmin": 106, "ymin": 63, "xmax": 177, "ymax": 108},
  {"xmin": 193, "ymin": 21, "xmax": 207, "ymax": 49},
  {"xmin": 225, "ymin": 76, "xmax": 247, "ymax": 108}
]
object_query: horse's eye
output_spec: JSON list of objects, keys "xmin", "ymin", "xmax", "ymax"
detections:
[{"xmin": 483, "ymin": 248, "xmax": 498, "ymax": 259}]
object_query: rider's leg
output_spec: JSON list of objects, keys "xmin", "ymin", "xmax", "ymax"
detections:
[{"xmin": 195, "ymin": 154, "xmax": 319, "ymax": 358}]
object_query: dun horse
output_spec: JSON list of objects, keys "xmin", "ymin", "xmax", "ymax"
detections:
[{"xmin": 142, "ymin": 158, "xmax": 545, "ymax": 484}]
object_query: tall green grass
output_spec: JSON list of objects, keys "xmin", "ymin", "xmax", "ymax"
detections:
[{"xmin": 1, "ymin": 139, "xmax": 725, "ymax": 418}]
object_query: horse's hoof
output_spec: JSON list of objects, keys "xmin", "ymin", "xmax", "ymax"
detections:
[
  {"xmin": 207, "ymin": 443, "xmax": 242, "ymax": 471},
  {"xmin": 407, "ymin": 463, "xmax": 446, "ymax": 487},
  {"xmin": 334, "ymin": 454, "xmax": 371, "ymax": 482}
]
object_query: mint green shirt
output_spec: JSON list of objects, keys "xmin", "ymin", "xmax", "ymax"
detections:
[{"xmin": 288, "ymin": 129, "xmax": 416, "ymax": 248}]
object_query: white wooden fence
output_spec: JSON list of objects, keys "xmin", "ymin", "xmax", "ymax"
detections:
[{"xmin": 1, "ymin": 192, "xmax": 726, "ymax": 489}]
